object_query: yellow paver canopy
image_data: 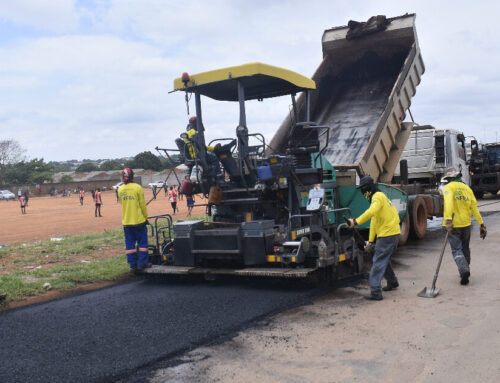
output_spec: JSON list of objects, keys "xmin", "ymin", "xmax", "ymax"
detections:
[{"xmin": 173, "ymin": 62, "xmax": 316, "ymax": 101}]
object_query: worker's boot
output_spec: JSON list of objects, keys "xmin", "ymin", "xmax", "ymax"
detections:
[
  {"xmin": 364, "ymin": 293, "xmax": 383, "ymax": 301},
  {"xmin": 455, "ymin": 253, "xmax": 470, "ymax": 285},
  {"xmin": 460, "ymin": 270, "xmax": 470, "ymax": 285},
  {"xmin": 382, "ymin": 281, "xmax": 399, "ymax": 291},
  {"xmin": 137, "ymin": 263, "xmax": 152, "ymax": 272}
]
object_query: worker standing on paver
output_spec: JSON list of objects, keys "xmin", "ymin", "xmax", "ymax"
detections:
[
  {"xmin": 442, "ymin": 168, "xmax": 487, "ymax": 285},
  {"xmin": 347, "ymin": 176, "xmax": 400, "ymax": 301},
  {"xmin": 118, "ymin": 168, "xmax": 150, "ymax": 272},
  {"xmin": 94, "ymin": 188, "xmax": 102, "ymax": 217}
]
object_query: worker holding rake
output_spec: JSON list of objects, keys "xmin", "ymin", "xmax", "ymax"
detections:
[{"xmin": 442, "ymin": 168, "xmax": 486, "ymax": 285}]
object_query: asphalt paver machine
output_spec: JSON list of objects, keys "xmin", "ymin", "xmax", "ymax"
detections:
[{"xmin": 143, "ymin": 63, "xmax": 407, "ymax": 282}]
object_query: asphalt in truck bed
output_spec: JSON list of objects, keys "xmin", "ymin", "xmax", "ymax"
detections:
[{"xmin": 0, "ymin": 277, "xmax": 323, "ymax": 383}]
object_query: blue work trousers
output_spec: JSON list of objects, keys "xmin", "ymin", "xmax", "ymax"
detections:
[
  {"xmin": 369, "ymin": 234, "xmax": 399, "ymax": 296},
  {"xmin": 123, "ymin": 224, "xmax": 149, "ymax": 269}
]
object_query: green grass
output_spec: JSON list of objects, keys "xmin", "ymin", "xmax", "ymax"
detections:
[
  {"xmin": 0, "ymin": 227, "xmax": 125, "ymax": 259},
  {"xmin": 0, "ymin": 257, "xmax": 130, "ymax": 304},
  {"xmin": 0, "ymin": 216, "xmax": 209, "ymax": 306}
]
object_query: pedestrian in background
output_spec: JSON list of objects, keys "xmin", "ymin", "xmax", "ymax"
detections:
[
  {"xmin": 181, "ymin": 175, "xmax": 195, "ymax": 216},
  {"xmin": 347, "ymin": 175, "xmax": 400, "ymax": 301},
  {"xmin": 19, "ymin": 194, "xmax": 26, "ymax": 214},
  {"xmin": 168, "ymin": 186, "xmax": 178, "ymax": 215},
  {"xmin": 186, "ymin": 194, "xmax": 194, "ymax": 216},
  {"xmin": 79, "ymin": 188, "xmax": 85, "ymax": 206},
  {"xmin": 442, "ymin": 168, "xmax": 486, "ymax": 285},
  {"xmin": 23, "ymin": 190, "xmax": 29, "ymax": 206},
  {"xmin": 118, "ymin": 168, "xmax": 150, "ymax": 272},
  {"xmin": 177, "ymin": 185, "xmax": 183, "ymax": 201},
  {"xmin": 94, "ymin": 188, "xmax": 102, "ymax": 217}
]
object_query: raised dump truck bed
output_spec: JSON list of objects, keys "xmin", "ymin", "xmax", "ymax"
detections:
[{"xmin": 270, "ymin": 14, "xmax": 425, "ymax": 182}]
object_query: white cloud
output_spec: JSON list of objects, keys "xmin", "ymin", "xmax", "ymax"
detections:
[
  {"xmin": 0, "ymin": 0, "xmax": 79, "ymax": 33},
  {"xmin": 1, "ymin": 0, "xmax": 500, "ymax": 159}
]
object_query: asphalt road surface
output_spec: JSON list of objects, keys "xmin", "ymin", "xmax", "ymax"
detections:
[{"xmin": 0, "ymin": 277, "xmax": 322, "ymax": 383}]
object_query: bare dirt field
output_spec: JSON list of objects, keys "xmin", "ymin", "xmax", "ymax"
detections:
[{"xmin": 0, "ymin": 189, "xmax": 207, "ymax": 244}]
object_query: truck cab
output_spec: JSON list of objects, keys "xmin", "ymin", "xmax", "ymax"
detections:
[{"xmin": 393, "ymin": 126, "xmax": 470, "ymax": 187}]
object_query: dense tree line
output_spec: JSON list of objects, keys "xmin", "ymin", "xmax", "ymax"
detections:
[{"xmin": 0, "ymin": 140, "xmax": 177, "ymax": 186}]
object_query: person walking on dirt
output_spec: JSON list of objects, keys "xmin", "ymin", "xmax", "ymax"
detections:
[
  {"xmin": 19, "ymin": 194, "xmax": 26, "ymax": 214},
  {"xmin": 442, "ymin": 168, "xmax": 486, "ymax": 285},
  {"xmin": 79, "ymin": 188, "xmax": 85, "ymax": 206},
  {"xmin": 177, "ymin": 185, "xmax": 183, "ymax": 201},
  {"xmin": 94, "ymin": 188, "xmax": 103, "ymax": 217},
  {"xmin": 186, "ymin": 194, "xmax": 195, "ymax": 216},
  {"xmin": 181, "ymin": 175, "xmax": 195, "ymax": 216},
  {"xmin": 118, "ymin": 168, "xmax": 150, "ymax": 272},
  {"xmin": 347, "ymin": 176, "xmax": 400, "ymax": 301},
  {"xmin": 168, "ymin": 186, "xmax": 178, "ymax": 215}
]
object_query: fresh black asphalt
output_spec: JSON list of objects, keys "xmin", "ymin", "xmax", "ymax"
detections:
[{"xmin": 0, "ymin": 277, "xmax": 321, "ymax": 383}]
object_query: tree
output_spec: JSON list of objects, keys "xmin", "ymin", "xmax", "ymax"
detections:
[
  {"xmin": 0, "ymin": 140, "xmax": 25, "ymax": 166},
  {"xmin": 129, "ymin": 151, "xmax": 162, "ymax": 171},
  {"xmin": 75, "ymin": 163, "xmax": 99, "ymax": 173},
  {"xmin": 60, "ymin": 174, "xmax": 73, "ymax": 183},
  {"xmin": 100, "ymin": 160, "xmax": 123, "ymax": 171},
  {"xmin": 2, "ymin": 159, "xmax": 53, "ymax": 185},
  {"xmin": 0, "ymin": 140, "xmax": 26, "ymax": 182},
  {"xmin": 159, "ymin": 156, "xmax": 176, "ymax": 169}
]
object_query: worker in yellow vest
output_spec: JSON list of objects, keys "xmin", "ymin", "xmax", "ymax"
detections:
[
  {"xmin": 442, "ymin": 168, "xmax": 486, "ymax": 285},
  {"xmin": 118, "ymin": 168, "xmax": 150, "ymax": 273},
  {"xmin": 347, "ymin": 176, "xmax": 400, "ymax": 300}
]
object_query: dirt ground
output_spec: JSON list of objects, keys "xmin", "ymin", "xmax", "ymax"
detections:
[
  {"xmin": 150, "ymin": 202, "xmax": 500, "ymax": 383},
  {"xmin": 0, "ymin": 189, "xmax": 207, "ymax": 244}
]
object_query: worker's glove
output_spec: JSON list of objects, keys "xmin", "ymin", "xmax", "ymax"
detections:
[
  {"xmin": 445, "ymin": 219, "xmax": 453, "ymax": 234},
  {"xmin": 480, "ymin": 224, "xmax": 487, "ymax": 240},
  {"xmin": 346, "ymin": 218, "xmax": 357, "ymax": 229},
  {"xmin": 364, "ymin": 241, "xmax": 374, "ymax": 253}
]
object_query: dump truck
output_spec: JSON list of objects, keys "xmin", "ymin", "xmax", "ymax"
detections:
[
  {"xmin": 143, "ymin": 62, "xmax": 408, "ymax": 282},
  {"xmin": 268, "ymin": 14, "xmax": 428, "ymax": 243},
  {"xmin": 269, "ymin": 14, "xmax": 424, "ymax": 183}
]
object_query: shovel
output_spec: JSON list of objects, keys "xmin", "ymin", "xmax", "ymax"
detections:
[{"xmin": 418, "ymin": 229, "xmax": 450, "ymax": 298}]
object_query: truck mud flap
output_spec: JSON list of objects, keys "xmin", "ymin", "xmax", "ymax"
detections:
[{"xmin": 141, "ymin": 265, "xmax": 317, "ymax": 278}]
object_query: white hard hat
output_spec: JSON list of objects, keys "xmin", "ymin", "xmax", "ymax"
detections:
[{"xmin": 443, "ymin": 168, "xmax": 461, "ymax": 179}]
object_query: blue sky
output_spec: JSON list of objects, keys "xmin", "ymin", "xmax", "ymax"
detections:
[{"xmin": 1, "ymin": 0, "xmax": 499, "ymax": 161}]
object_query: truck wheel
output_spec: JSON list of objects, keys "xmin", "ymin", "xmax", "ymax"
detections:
[
  {"xmin": 398, "ymin": 212, "xmax": 410, "ymax": 246},
  {"xmin": 409, "ymin": 196, "xmax": 427, "ymax": 239}
]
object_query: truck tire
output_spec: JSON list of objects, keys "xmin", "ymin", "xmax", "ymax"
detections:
[
  {"xmin": 398, "ymin": 212, "xmax": 410, "ymax": 246},
  {"xmin": 409, "ymin": 196, "xmax": 427, "ymax": 239}
]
